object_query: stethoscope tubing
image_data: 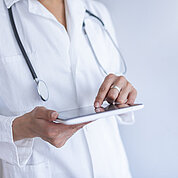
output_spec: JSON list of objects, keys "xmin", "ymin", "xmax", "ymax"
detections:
[
  {"xmin": 83, "ymin": 21, "xmax": 108, "ymax": 75},
  {"xmin": 8, "ymin": 6, "xmax": 127, "ymax": 102},
  {"xmin": 83, "ymin": 10, "xmax": 127, "ymax": 75},
  {"xmin": 8, "ymin": 7, "xmax": 38, "ymax": 81},
  {"xmin": 8, "ymin": 7, "xmax": 49, "ymax": 101}
]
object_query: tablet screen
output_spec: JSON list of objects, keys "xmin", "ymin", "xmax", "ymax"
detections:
[{"xmin": 57, "ymin": 104, "xmax": 142, "ymax": 121}]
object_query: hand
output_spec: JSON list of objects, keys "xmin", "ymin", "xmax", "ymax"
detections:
[
  {"xmin": 13, "ymin": 107, "xmax": 89, "ymax": 148},
  {"xmin": 94, "ymin": 74, "xmax": 137, "ymax": 107}
]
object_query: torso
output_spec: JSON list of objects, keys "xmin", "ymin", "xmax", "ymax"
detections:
[{"xmin": 0, "ymin": 0, "xmax": 131, "ymax": 177}]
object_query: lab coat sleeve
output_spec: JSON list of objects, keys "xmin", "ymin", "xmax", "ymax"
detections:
[
  {"xmin": 89, "ymin": 1, "xmax": 135, "ymax": 125},
  {"xmin": 115, "ymin": 112, "xmax": 135, "ymax": 125},
  {"xmin": 0, "ymin": 115, "xmax": 34, "ymax": 166}
]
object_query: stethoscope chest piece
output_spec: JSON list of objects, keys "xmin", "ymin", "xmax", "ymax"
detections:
[{"xmin": 36, "ymin": 79, "xmax": 49, "ymax": 101}]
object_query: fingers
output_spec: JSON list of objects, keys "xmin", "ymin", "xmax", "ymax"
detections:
[
  {"xmin": 30, "ymin": 107, "xmax": 92, "ymax": 148},
  {"xmin": 106, "ymin": 76, "xmax": 127, "ymax": 104},
  {"xmin": 68, "ymin": 123, "xmax": 86, "ymax": 130},
  {"xmin": 94, "ymin": 74, "xmax": 116, "ymax": 107},
  {"xmin": 126, "ymin": 88, "xmax": 137, "ymax": 104},
  {"xmin": 95, "ymin": 74, "xmax": 137, "ymax": 106},
  {"xmin": 51, "ymin": 121, "xmax": 90, "ymax": 137},
  {"xmin": 32, "ymin": 106, "xmax": 59, "ymax": 122},
  {"xmin": 95, "ymin": 107, "xmax": 105, "ymax": 113},
  {"xmin": 43, "ymin": 122, "xmax": 90, "ymax": 148},
  {"xmin": 116, "ymin": 83, "xmax": 133, "ymax": 104}
]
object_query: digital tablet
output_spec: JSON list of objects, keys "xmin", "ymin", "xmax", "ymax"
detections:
[{"xmin": 54, "ymin": 103, "xmax": 144, "ymax": 125}]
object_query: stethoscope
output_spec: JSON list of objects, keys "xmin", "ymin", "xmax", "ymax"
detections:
[{"xmin": 8, "ymin": 7, "xmax": 127, "ymax": 102}]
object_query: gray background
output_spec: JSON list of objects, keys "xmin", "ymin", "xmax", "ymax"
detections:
[{"xmin": 98, "ymin": 0, "xmax": 178, "ymax": 177}]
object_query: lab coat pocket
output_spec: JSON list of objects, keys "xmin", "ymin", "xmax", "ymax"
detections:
[
  {"xmin": 0, "ymin": 51, "xmax": 41, "ymax": 115},
  {"xmin": 3, "ymin": 161, "xmax": 51, "ymax": 178}
]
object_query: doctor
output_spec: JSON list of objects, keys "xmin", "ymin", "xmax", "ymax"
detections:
[{"xmin": 0, "ymin": 0, "xmax": 137, "ymax": 177}]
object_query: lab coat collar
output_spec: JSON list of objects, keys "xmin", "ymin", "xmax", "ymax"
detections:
[
  {"xmin": 4, "ymin": 0, "xmax": 87, "ymax": 34},
  {"xmin": 4, "ymin": 0, "xmax": 87, "ymax": 27},
  {"xmin": 29, "ymin": 0, "xmax": 86, "ymax": 36},
  {"xmin": 4, "ymin": 0, "xmax": 21, "ymax": 8},
  {"xmin": 65, "ymin": 0, "xmax": 86, "ymax": 34},
  {"xmin": 27, "ymin": 0, "xmax": 86, "ymax": 37},
  {"xmin": 28, "ymin": 0, "xmax": 58, "ymax": 22}
]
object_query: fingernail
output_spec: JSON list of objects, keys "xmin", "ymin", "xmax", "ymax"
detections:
[
  {"xmin": 95, "ymin": 108, "xmax": 101, "ymax": 112},
  {"xmin": 94, "ymin": 102, "xmax": 100, "ymax": 108},
  {"xmin": 51, "ymin": 112, "xmax": 58, "ymax": 119}
]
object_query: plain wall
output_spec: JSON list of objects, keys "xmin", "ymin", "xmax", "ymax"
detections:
[{"xmin": 98, "ymin": 0, "xmax": 178, "ymax": 177}]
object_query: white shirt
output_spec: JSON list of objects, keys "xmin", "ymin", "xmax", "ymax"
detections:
[{"xmin": 0, "ymin": 0, "xmax": 134, "ymax": 177}]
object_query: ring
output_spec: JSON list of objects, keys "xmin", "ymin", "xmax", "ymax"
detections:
[{"xmin": 111, "ymin": 85, "xmax": 121, "ymax": 93}]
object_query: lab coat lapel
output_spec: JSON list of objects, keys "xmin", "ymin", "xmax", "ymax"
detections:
[
  {"xmin": 28, "ymin": 0, "xmax": 58, "ymax": 22},
  {"xmin": 65, "ymin": 0, "xmax": 86, "ymax": 39},
  {"xmin": 4, "ymin": 0, "xmax": 21, "ymax": 8},
  {"xmin": 65, "ymin": 0, "xmax": 86, "ymax": 83},
  {"xmin": 28, "ymin": 0, "xmax": 86, "ymax": 86}
]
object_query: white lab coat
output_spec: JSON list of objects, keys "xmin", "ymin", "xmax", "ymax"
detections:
[{"xmin": 0, "ymin": 0, "xmax": 134, "ymax": 177}]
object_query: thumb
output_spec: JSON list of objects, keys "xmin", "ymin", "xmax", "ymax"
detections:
[
  {"xmin": 49, "ymin": 111, "xmax": 59, "ymax": 122},
  {"xmin": 34, "ymin": 107, "xmax": 59, "ymax": 122}
]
